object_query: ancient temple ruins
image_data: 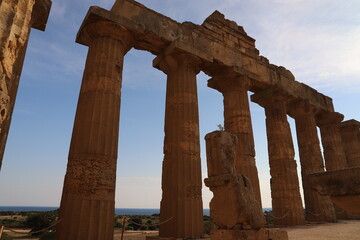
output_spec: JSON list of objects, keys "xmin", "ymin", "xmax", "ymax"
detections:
[
  {"xmin": 54, "ymin": 0, "xmax": 360, "ymax": 239},
  {"xmin": 0, "ymin": 0, "xmax": 359, "ymax": 239}
]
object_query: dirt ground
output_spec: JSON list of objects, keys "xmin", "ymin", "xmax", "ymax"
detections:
[
  {"xmin": 2, "ymin": 220, "xmax": 360, "ymax": 240},
  {"xmin": 284, "ymin": 220, "xmax": 360, "ymax": 240}
]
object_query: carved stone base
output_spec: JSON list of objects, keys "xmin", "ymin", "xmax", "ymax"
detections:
[
  {"xmin": 146, "ymin": 236, "xmax": 209, "ymax": 240},
  {"xmin": 210, "ymin": 229, "xmax": 288, "ymax": 240}
]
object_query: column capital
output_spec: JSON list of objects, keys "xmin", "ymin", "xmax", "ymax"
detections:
[
  {"xmin": 77, "ymin": 20, "xmax": 134, "ymax": 51},
  {"xmin": 287, "ymin": 100, "xmax": 319, "ymax": 118},
  {"xmin": 251, "ymin": 88, "xmax": 293, "ymax": 108},
  {"xmin": 208, "ymin": 76, "xmax": 250, "ymax": 94},
  {"xmin": 340, "ymin": 119, "xmax": 360, "ymax": 131},
  {"xmin": 153, "ymin": 40, "xmax": 213, "ymax": 75},
  {"xmin": 316, "ymin": 112, "xmax": 344, "ymax": 127}
]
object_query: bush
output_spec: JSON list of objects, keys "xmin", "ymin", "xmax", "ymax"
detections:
[
  {"xmin": 127, "ymin": 217, "xmax": 142, "ymax": 230},
  {"xmin": 1, "ymin": 232, "xmax": 14, "ymax": 240},
  {"xmin": 0, "ymin": 218, "xmax": 26, "ymax": 228},
  {"xmin": 25, "ymin": 211, "xmax": 58, "ymax": 236}
]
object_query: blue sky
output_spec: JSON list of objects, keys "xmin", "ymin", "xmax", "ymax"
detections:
[{"xmin": 0, "ymin": 0, "xmax": 359, "ymax": 208}]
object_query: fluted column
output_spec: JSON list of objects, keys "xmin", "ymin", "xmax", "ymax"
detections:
[
  {"xmin": 339, "ymin": 120, "xmax": 360, "ymax": 167},
  {"xmin": 208, "ymin": 76, "xmax": 261, "ymax": 205},
  {"xmin": 289, "ymin": 102, "xmax": 336, "ymax": 222},
  {"xmin": 251, "ymin": 90, "xmax": 304, "ymax": 226},
  {"xmin": 316, "ymin": 112, "xmax": 348, "ymax": 171},
  {"xmin": 56, "ymin": 21, "xmax": 133, "ymax": 240},
  {"xmin": 153, "ymin": 48, "xmax": 203, "ymax": 238},
  {"xmin": 0, "ymin": 0, "xmax": 51, "ymax": 168}
]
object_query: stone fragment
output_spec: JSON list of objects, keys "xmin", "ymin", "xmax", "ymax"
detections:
[
  {"xmin": 205, "ymin": 131, "xmax": 265, "ymax": 229},
  {"xmin": 208, "ymin": 75, "xmax": 262, "ymax": 205}
]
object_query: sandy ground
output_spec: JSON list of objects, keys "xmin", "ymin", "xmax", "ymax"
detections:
[
  {"xmin": 2, "ymin": 220, "xmax": 360, "ymax": 240},
  {"xmin": 284, "ymin": 220, "xmax": 360, "ymax": 240}
]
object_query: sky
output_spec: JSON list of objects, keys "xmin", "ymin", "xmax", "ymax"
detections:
[{"xmin": 0, "ymin": 0, "xmax": 359, "ymax": 209}]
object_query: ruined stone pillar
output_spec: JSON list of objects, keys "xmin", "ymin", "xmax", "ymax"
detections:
[
  {"xmin": 56, "ymin": 21, "xmax": 133, "ymax": 240},
  {"xmin": 208, "ymin": 76, "xmax": 262, "ymax": 205},
  {"xmin": 289, "ymin": 102, "xmax": 336, "ymax": 222},
  {"xmin": 153, "ymin": 46, "xmax": 203, "ymax": 238},
  {"xmin": 251, "ymin": 90, "xmax": 304, "ymax": 226},
  {"xmin": 0, "ymin": 0, "xmax": 51, "ymax": 169},
  {"xmin": 316, "ymin": 112, "xmax": 348, "ymax": 171},
  {"xmin": 339, "ymin": 120, "xmax": 360, "ymax": 167}
]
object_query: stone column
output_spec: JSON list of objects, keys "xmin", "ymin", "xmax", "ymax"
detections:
[
  {"xmin": 289, "ymin": 101, "xmax": 336, "ymax": 222},
  {"xmin": 316, "ymin": 112, "xmax": 348, "ymax": 171},
  {"xmin": 0, "ymin": 0, "xmax": 51, "ymax": 169},
  {"xmin": 56, "ymin": 21, "xmax": 133, "ymax": 240},
  {"xmin": 208, "ymin": 76, "xmax": 262, "ymax": 205},
  {"xmin": 153, "ymin": 46, "xmax": 203, "ymax": 238},
  {"xmin": 339, "ymin": 120, "xmax": 360, "ymax": 167},
  {"xmin": 251, "ymin": 90, "xmax": 304, "ymax": 226}
]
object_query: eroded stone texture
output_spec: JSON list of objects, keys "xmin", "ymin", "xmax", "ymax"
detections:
[
  {"xmin": 204, "ymin": 131, "xmax": 265, "ymax": 230},
  {"xmin": 0, "ymin": 0, "xmax": 51, "ymax": 169},
  {"xmin": 95, "ymin": 0, "xmax": 335, "ymax": 113},
  {"xmin": 208, "ymin": 74, "xmax": 262, "ymax": 205},
  {"xmin": 211, "ymin": 228, "xmax": 288, "ymax": 240},
  {"xmin": 339, "ymin": 120, "xmax": 360, "ymax": 167},
  {"xmin": 251, "ymin": 90, "xmax": 305, "ymax": 226},
  {"xmin": 307, "ymin": 168, "xmax": 360, "ymax": 214},
  {"xmin": 288, "ymin": 101, "xmax": 336, "ymax": 222},
  {"xmin": 316, "ymin": 112, "xmax": 348, "ymax": 171},
  {"xmin": 56, "ymin": 21, "xmax": 133, "ymax": 240},
  {"xmin": 153, "ymin": 43, "xmax": 204, "ymax": 239}
]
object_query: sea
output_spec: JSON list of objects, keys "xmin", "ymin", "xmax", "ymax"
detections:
[{"xmin": 0, "ymin": 206, "xmax": 272, "ymax": 216}]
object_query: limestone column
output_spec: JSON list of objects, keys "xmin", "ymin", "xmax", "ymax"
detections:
[
  {"xmin": 208, "ymin": 76, "xmax": 261, "ymax": 205},
  {"xmin": 339, "ymin": 120, "xmax": 360, "ymax": 167},
  {"xmin": 251, "ymin": 90, "xmax": 304, "ymax": 226},
  {"xmin": 289, "ymin": 101, "xmax": 336, "ymax": 222},
  {"xmin": 316, "ymin": 112, "xmax": 348, "ymax": 171},
  {"xmin": 153, "ymin": 47, "xmax": 203, "ymax": 238},
  {"xmin": 0, "ymin": 0, "xmax": 51, "ymax": 169},
  {"xmin": 56, "ymin": 21, "xmax": 133, "ymax": 240}
]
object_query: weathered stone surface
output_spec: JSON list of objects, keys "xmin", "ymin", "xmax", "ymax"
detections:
[
  {"xmin": 251, "ymin": 90, "xmax": 305, "ymax": 226},
  {"xmin": 0, "ymin": 0, "xmax": 51, "ymax": 169},
  {"xmin": 288, "ymin": 101, "xmax": 336, "ymax": 222},
  {"xmin": 339, "ymin": 120, "xmax": 360, "ymax": 167},
  {"xmin": 211, "ymin": 228, "xmax": 288, "ymax": 240},
  {"xmin": 307, "ymin": 168, "xmax": 360, "ymax": 214},
  {"xmin": 208, "ymin": 75, "xmax": 262, "ymax": 205},
  {"xmin": 77, "ymin": 0, "xmax": 334, "ymax": 115},
  {"xmin": 56, "ymin": 20, "xmax": 134, "ymax": 240},
  {"xmin": 316, "ymin": 112, "xmax": 348, "ymax": 171},
  {"xmin": 204, "ymin": 131, "xmax": 265, "ymax": 229},
  {"xmin": 268, "ymin": 229, "xmax": 289, "ymax": 240},
  {"xmin": 153, "ymin": 44, "xmax": 204, "ymax": 238}
]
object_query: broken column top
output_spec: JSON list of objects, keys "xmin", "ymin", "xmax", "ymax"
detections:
[{"xmin": 32, "ymin": 0, "xmax": 52, "ymax": 31}]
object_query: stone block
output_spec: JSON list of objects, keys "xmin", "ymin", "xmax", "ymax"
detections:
[
  {"xmin": 211, "ymin": 229, "xmax": 268, "ymax": 240},
  {"xmin": 267, "ymin": 228, "xmax": 288, "ymax": 240}
]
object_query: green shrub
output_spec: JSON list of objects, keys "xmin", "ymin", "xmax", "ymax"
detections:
[
  {"xmin": 25, "ymin": 211, "xmax": 58, "ymax": 236},
  {"xmin": 1, "ymin": 232, "xmax": 14, "ymax": 240}
]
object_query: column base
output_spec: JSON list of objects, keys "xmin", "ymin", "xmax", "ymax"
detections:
[
  {"xmin": 146, "ymin": 236, "xmax": 209, "ymax": 240},
  {"xmin": 210, "ymin": 228, "xmax": 288, "ymax": 240}
]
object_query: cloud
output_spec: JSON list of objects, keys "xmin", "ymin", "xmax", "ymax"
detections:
[{"xmin": 50, "ymin": 1, "xmax": 67, "ymax": 20}]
